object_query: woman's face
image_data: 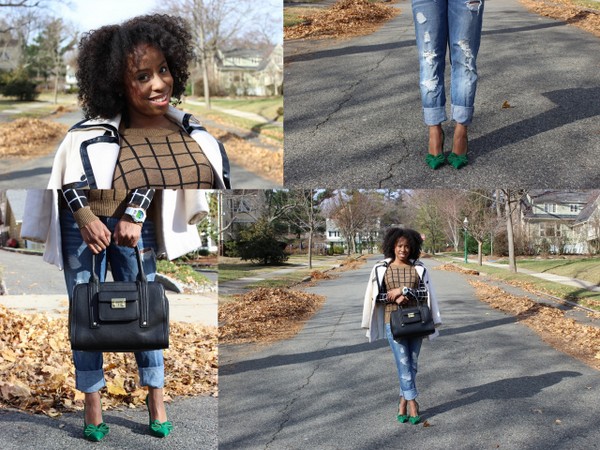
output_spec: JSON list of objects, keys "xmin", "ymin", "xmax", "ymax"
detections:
[
  {"xmin": 123, "ymin": 44, "xmax": 173, "ymax": 128},
  {"xmin": 394, "ymin": 236, "xmax": 411, "ymax": 264}
]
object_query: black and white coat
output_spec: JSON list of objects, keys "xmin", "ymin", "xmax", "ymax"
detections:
[{"xmin": 47, "ymin": 105, "xmax": 230, "ymax": 190}]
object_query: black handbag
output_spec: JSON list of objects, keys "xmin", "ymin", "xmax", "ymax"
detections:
[
  {"xmin": 69, "ymin": 247, "xmax": 169, "ymax": 352},
  {"xmin": 390, "ymin": 287, "xmax": 435, "ymax": 339}
]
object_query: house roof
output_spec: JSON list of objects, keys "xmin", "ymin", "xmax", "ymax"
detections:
[
  {"xmin": 526, "ymin": 190, "xmax": 592, "ymax": 204},
  {"xmin": 575, "ymin": 192, "xmax": 600, "ymax": 224},
  {"xmin": 522, "ymin": 190, "xmax": 600, "ymax": 222}
]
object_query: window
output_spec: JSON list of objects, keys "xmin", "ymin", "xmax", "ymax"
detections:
[
  {"xmin": 544, "ymin": 204, "xmax": 556, "ymax": 213},
  {"xmin": 540, "ymin": 223, "xmax": 558, "ymax": 237},
  {"xmin": 570, "ymin": 204, "xmax": 580, "ymax": 212}
]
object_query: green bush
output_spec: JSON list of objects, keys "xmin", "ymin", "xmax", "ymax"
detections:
[
  {"xmin": 1, "ymin": 70, "xmax": 39, "ymax": 101},
  {"xmin": 237, "ymin": 219, "xmax": 288, "ymax": 265},
  {"xmin": 224, "ymin": 240, "xmax": 239, "ymax": 257}
]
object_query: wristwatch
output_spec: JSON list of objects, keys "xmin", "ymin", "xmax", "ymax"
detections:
[{"xmin": 124, "ymin": 206, "xmax": 146, "ymax": 223}]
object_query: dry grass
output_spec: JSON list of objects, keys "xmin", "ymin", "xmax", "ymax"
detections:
[
  {"xmin": 219, "ymin": 288, "xmax": 326, "ymax": 344},
  {"xmin": 521, "ymin": 0, "xmax": 600, "ymax": 38},
  {"xmin": 0, "ymin": 118, "xmax": 67, "ymax": 158},
  {"xmin": 285, "ymin": 0, "xmax": 400, "ymax": 41},
  {"xmin": 0, "ymin": 305, "xmax": 217, "ymax": 416},
  {"xmin": 470, "ymin": 280, "xmax": 600, "ymax": 370}
]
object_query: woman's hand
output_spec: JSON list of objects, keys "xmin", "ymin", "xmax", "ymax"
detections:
[
  {"xmin": 113, "ymin": 218, "xmax": 142, "ymax": 248},
  {"xmin": 80, "ymin": 219, "xmax": 111, "ymax": 254},
  {"xmin": 387, "ymin": 288, "xmax": 409, "ymax": 305},
  {"xmin": 395, "ymin": 295, "xmax": 408, "ymax": 306}
]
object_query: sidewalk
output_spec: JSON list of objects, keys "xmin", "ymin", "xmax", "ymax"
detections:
[
  {"xmin": 454, "ymin": 257, "xmax": 600, "ymax": 293},
  {"xmin": 183, "ymin": 99, "xmax": 283, "ymax": 128},
  {"xmin": 218, "ymin": 255, "xmax": 350, "ymax": 296}
]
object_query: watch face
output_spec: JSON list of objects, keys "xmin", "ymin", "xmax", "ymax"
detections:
[{"xmin": 126, "ymin": 207, "xmax": 145, "ymax": 222}]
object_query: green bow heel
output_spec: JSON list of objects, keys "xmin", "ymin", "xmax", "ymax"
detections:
[
  {"xmin": 448, "ymin": 135, "xmax": 469, "ymax": 169},
  {"xmin": 397, "ymin": 397, "xmax": 409, "ymax": 423},
  {"xmin": 146, "ymin": 394, "xmax": 173, "ymax": 438},
  {"xmin": 425, "ymin": 128, "xmax": 446, "ymax": 170},
  {"xmin": 408, "ymin": 400, "xmax": 421, "ymax": 425},
  {"xmin": 83, "ymin": 400, "xmax": 109, "ymax": 442}
]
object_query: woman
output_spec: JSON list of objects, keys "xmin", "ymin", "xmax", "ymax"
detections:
[
  {"xmin": 413, "ymin": 0, "xmax": 484, "ymax": 170},
  {"xmin": 22, "ymin": 189, "xmax": 209, "ymax": 441},
  {"xmin": 362, "ymin": 228, "xmax": 442, "ymax": 424},
  {"xmin": 49, "ymin": 14, "xmax": 230, "ymax": 189}
]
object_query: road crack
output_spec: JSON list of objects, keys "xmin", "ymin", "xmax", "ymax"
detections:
[
  {"xmin": 264, "ymin": 312, "xmax": 346, "ymax": 449},
  {"xmin": 313, "ymin": 52, "xmax": 391, "ymax": 133},
  {"xmin": 378, "ymin": 137, "xmax": 410, "ymax": 188}
]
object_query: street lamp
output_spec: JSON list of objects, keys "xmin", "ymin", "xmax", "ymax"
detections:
[{"xmin": 463, "ymin": 217, "xmax": 469, "ymax": 264}]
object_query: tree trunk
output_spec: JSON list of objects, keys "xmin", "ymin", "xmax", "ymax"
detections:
[
  {"xmin": 505, "ymin": 192, "xmax": 518, "ymax": 273},
  {"xmin": 308, "ymin": 226, "xmax": 313, "ymax": 269},
  {"xmin": 477, "ymin": 240, "xmax": 483, "ymax": 266},
  {"xmin": 53, "ymin": 67, "xmax": 59, "ymax": 104}
]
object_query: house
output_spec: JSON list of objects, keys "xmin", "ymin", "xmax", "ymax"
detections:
[
  {"xmin": 325, "ymin": 217, "xmax": 381, "ymax": 254},
  {"xmin": 572, "ymin": 192, "xmax": 600, "ymax": 254},
  {"xmin": 215, "ymin": 44, "xmax": 283, "ymax": 96},
  {"xmin": 0, "ymin": 39, "xmax": 21, "ymax": 71},
  {"xmin": 521, "ymin": 190, "xmax": 599, "ymax": 254}
]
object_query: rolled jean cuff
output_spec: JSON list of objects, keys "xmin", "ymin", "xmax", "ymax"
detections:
[
  {"xmin": 423, "ymin": 107, "xmax": 447, "ymax": 126},
  {"xmin": 451, "ymin": 104, "xmax": 474, "ymax": 125},
  {"xmin": 75, "ymin": 369, "xmax": 106, "ymax": 393},
  {"xmin": 402, "ymin": 388, "xmax": 418, "ymax": 401},
  {"xmin": 139, "ymin": 365, "xmax": 165, "ymax": 388}
]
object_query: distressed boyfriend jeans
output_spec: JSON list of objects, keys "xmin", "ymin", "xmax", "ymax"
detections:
[
  {"xmin": 386, "ymin": 323, "xmax": 424, "ymax": 400},
  {"xmin": 412, "ymin": 0, "xmax": 484, "ymax": 125},
  {"xmin": 60, "ymin": 210, "xmax": 164, "ymax": 393}
]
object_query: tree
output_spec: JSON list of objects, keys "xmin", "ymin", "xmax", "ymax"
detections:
[
  {"xmin": 237, "ymin": 218, "xmax": 288, "ymax": 265},
  {"xmin": 409, "ymin": 190, "xmax": 447, "ymax": 255},
  {"xmin": 326, "ymin": 191, "xmax": 382, "ymax": 256},
  {"xmin": 463, "ymin": 191, "xmax": 501, "ymax": 266},
  {"xmin": 35, "ymin": 18, "xmax": 77, "ymax": 103},
  {"xmin": 155, "ymin": 0, "xmax": 253, "ymax": 107},
  {"xmin": 502, "ymin": 189, "xmax": 520, "ymax": 273},
  {"xmin": 284, "ymin": 189, "xmax": 325, "ymax": 269}
]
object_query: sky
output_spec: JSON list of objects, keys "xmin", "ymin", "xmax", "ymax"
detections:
[
  {"xmin": 53, "ymin": 0, "xmax": 161, "ymax": 32},
  {"xmin": 50, "ymin": 0, "xmax": 283, "ymax": 43}
]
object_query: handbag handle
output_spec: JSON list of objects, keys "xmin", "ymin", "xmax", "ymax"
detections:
[
  {"xmin": 87, "ymin": 245, "xmax": 150, "ymax": 329},
  {"xmin": 89, "ymin": 245, "xmax": 147, "ymax": 284}
]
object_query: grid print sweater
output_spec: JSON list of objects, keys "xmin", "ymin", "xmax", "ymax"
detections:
[
  {"xmin": 113, "ymin": 127, "xmax": 215, "ymax": 189},
  {"xmin": 383, "ymin": 265, "xmax": 424, "ymax": 324}
]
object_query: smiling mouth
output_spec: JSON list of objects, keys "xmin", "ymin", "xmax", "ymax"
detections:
[{"xmin": 149, "ymin": 94, "xmax": 169, "ymax": 103}]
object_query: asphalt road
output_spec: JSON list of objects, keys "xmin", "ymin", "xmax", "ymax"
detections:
[
  {"xmin": 219, "ymin": 256, "xmax": 600, "ymax": 449},
  {"xmin": 284, "ymin": 0, "xmax": 600, "ymax": 188},
  {"xmin": 0, "ymin": 396, "xmax": 217, "ymax": 450}
]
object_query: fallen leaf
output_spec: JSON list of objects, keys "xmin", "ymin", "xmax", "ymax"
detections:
[{"xmin": 502, "ymin": 100, "xmax": 511, "ymax": 109}]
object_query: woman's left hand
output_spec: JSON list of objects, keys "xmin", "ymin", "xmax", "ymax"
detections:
[{"xmin": 113, "ymin": 218, "xmax": 142, "ymax": 247}]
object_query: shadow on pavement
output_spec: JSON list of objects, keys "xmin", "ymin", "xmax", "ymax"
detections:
[
  {"xmin": 471, "ymin": 87, "xmax": 600, "ymax": 164},
  {"xmin": 221, "ymin": 340, "xmax": 388, "ymax": 375},
  {"xmin": 285, "ymin": 21, "xmax": 566, "ymax": 64},
  {"xmin": 425, "ymin": 370, "xmax": 582, "ymax": 419},
  {"xmin": 0, "ymin": 166, "xmax": 50, "ymax": 182}
]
